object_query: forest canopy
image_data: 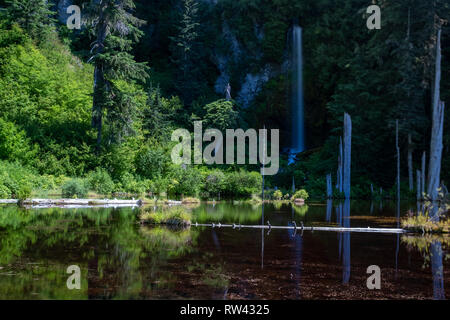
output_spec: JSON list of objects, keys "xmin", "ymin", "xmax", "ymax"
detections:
[{"xmin": 0, "ymin": 0, "xmax": 448, "ymax": 200}]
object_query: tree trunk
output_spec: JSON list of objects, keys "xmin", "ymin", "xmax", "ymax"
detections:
[
  {"xmin": 396, "ymin": 120, "xmax": 400, "ymax": 200},
  {"xmin": 339, "ymin": 137, "xmax": 343, "ymax": 193},
  {"xmin": 326, "ymin": 174, "xmax": 332, "ymax": 199},
  {"xmin": 421, "ymin": 151, "xmax": 426, "ymax": 199},
  {"xmin": 92, "ymin": 66, "xmax": 103, "ymax": 153},
  {"xmin": 92, "ymin": 13, "xmax": 108, "ymax": 153},
  {"xmin": 407, "ymin": 134, "xmax": 413, "ymax": 191},
  {"xmin": 335, "ymin": 168, "xmax": 339, "ymax": 190},
  {"xmin": 427, "ymin": 30, "xmax": 445, "ymax": 201},
  {"xmin": 416, "ymin": 170, "xmax": 421, "ymax": 201},
  {"xmin": 428, "ymin": 100, "xmax": 445, "ymax": 201},
  {"xmin": 343, "ymin": 113, "xmax": 352, "ymax": 199}
]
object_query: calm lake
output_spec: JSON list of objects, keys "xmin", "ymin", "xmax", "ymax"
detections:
[{"xmin": 0, "ymin": 201, "xmax": 448, "ymax": 299}]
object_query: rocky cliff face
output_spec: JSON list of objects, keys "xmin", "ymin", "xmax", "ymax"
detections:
[
  {"xmin": 57, "ymin": 0, "xmax": 74, "ymax": 25},
  {"xmin": 212, "ymin": 13, "xmax": 289, "ymax": 108},
  {"xmin": 213, "ymin": 21, "xmax": 241, "ymax": 97}
]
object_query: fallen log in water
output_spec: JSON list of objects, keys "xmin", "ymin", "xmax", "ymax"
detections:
[
  {"xmin": 0, "ymin": 199, "xmax": 19, "ymax": 204},
  {"xmin": 191, "ymin": 222, "xmax": 406, "ymax": 234},
  {"xmin": 165, "ymin": 200, "xmax": 183, "ymax": 205},
  {"xmin": 19, "ymin": 198, "xmax": 143, "ymax": 207}
]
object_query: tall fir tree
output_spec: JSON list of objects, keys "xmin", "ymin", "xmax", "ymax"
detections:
[
  {"xmin": 3, "ymin": 0, "xmax": 55, "ymax": 41},
  {"xmin": 83, "ymin": 0, "xmax": 149, "ymax": 152},
  {"xmin": 170, "ymin": 0, "xmax": 201, "ymax": 105}
]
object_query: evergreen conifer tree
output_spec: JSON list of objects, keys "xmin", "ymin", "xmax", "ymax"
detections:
[{"xmin": 83, "ymin": 0, "xmax": 149, "ymax": 151}]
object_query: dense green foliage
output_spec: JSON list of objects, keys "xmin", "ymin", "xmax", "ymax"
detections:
[
  {"xmin": 273, "ymin": 189, "xmax": 283, "ymax": 200},
  {"xmin": 0, "ymin": 0, "xmax": 448, "ymax": 199},
  {"xmin": 61, "ymin": 178, "xmax": 88, "ymax": 198},
  {"xmin": 0, "ymin": 161, "xmax": 33, "ymax": 199},
  {"xmin": 292, "ymin": 189, "xmax": 309, "ymax": 201}
]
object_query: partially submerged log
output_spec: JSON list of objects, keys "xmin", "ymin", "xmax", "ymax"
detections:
[
  {"xmin": 192, "ymin": 222, "xmax": 406, "ymax": 234},
  {"xmin": 165, "ymin": 200, "xmax": 183, "ymax": 205},
  {"xmin": 20, "ymin": 198, "xmax": 143, "ymax": 207},
  {"xmin": 0, "ymin": 199, "xmax": 19, "ymax": 204}
]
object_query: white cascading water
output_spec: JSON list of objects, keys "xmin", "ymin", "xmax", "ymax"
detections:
[{"xmin": 289, "ymin": 25, "xmax": 305, "ymax": 163}]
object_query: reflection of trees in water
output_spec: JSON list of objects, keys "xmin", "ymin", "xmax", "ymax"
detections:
[
  {"xmin": 0, "ymin": 206, "xmax": 113, "ymax": 265},
  {"xmin": 292, "ymin": 204, "xmax": 309, "ymax": 217},
  {"xmin": 0, "ymin": 205, "xmax": 232, "ymax": 299},
  {"xmin": 405, "ymin": 203, "xmax": 448, "ymax": 300},
  {"xmin": 0, "ymin": 206, "xmax": 116, "ymax": 298},
  {"xmin": 192, "ymin": 203, "xmax": 262, "ymax": 224},
  {"xmin": 326, "ymin": 200, "xmax": 332, "ymax": 222},
  {"xmin": 402, "ymin": 235, "xmax": 448, "ymax": 300},
  {"xmin": 335, "ymin": 201, "xmax": 351, "ymax": 284},
  {"xmin": 0, "ymin": 262, "xmax": 88, "ymax": 299},
  {"xmin": 431, "ymin": 242, "xmax": 445, "ymax": 300},
  {"xmin": 93, "ymin": 222, "xmax": 200, "ymax": 299},
  {"xmin": 0, "ymin": 206, "xmax": 223, "ymax": 299}
]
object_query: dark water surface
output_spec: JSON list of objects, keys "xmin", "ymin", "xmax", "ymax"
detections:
[{"xmin": 0, "ymin": 201, "xmax": 448, "ymax": 299}]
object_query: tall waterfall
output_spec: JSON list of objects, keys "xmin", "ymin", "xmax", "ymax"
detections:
[{"xmin": 290, "ymin": 25, "xmax": 305, "ymax": 163}]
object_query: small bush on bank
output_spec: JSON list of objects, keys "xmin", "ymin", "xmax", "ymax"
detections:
[
  {"xmin": 140, "ymin": 206, "xmax": 191, "ymax": 226},
  {"xmin": 273, "ymin": 190, "xmax": 283, "ymax": 200},
  {"xmin": 402, "ymin": 215, "xmax": 450, "ymax": 234},
  {"xmin": 62, "ymin": 178, "xmax": 88, "ymax": 198},
  {"xmin": 291, "ymin": 189, "xmax": 309, "ymax": 201},
  {"xmin": 182, "ymin": 197, "xmax": 201, "ymax": 204},
  {"xmin": 87, "ymin": 168, "xmax": 115, "ymax": 195},
  {"xmin": 249, "ymin": 194, "xmax": 262, "ymax": 203},
  {"xmin": 203, "ymin": 170, "xmax": 226, "ymax": 198},
  {"xmin": 117, "ymin": 173, "xmax": 146, "ymax": 194}
]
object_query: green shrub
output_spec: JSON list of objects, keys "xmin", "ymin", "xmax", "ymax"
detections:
[
  {"xmin": 16, "ymin": 184, "xmax": 32, "ymax": 199},
  {"xmin": 0, "ymin": 119, "xmax": 37, "ymax": 164},
  {"xmin": 0, "ymin": 184, "xmax": 11, "ymax": 198},
  {"xmin": 273, "ymin": 190, "xmax": 283, "ymax": 200},
  {"xmin": 203, "ymin": 99, "xmax": 238, "ymax": 131},
  {"xmin": 140, "ymin": 206, "xmax": 192, "ymax": 226},
  {"xmin": 181, "ymin": 197, "xmax": 201, "ymax": 204},
  {"xmin": 135, "ymin": 146, "xmax": 168, "ymax": 180},
  {"xmin": 32, "ymin": 174, "xmax": 68, "ymax": 191},
  {"xmin": 292, "ymin": 189, "xmax": 309, "ymax": 201},
  {"xmin": 169, "ymin": 166, "xmax": 203, "ymax": 197},
  {"xmin": 224, "ymin": 170, "xmax": 262, "ymax": 198},
  {"xmin": 118, "ymin": 173, "xmax": 146, "ymax": 194},
  {"xmin": 62, "ymin": 178, "xmax": 87, "ymax": 198},
  {"xmin": 203, "ymin": 170, "xmax": 226, "ymax": 197},
  {"xmin": 87, "ymin": 168, "xmax": 115, "ymax": 195},
  {"xmin": 0, "ymin": 161, "xmax": 34, "ymax": 199}
]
